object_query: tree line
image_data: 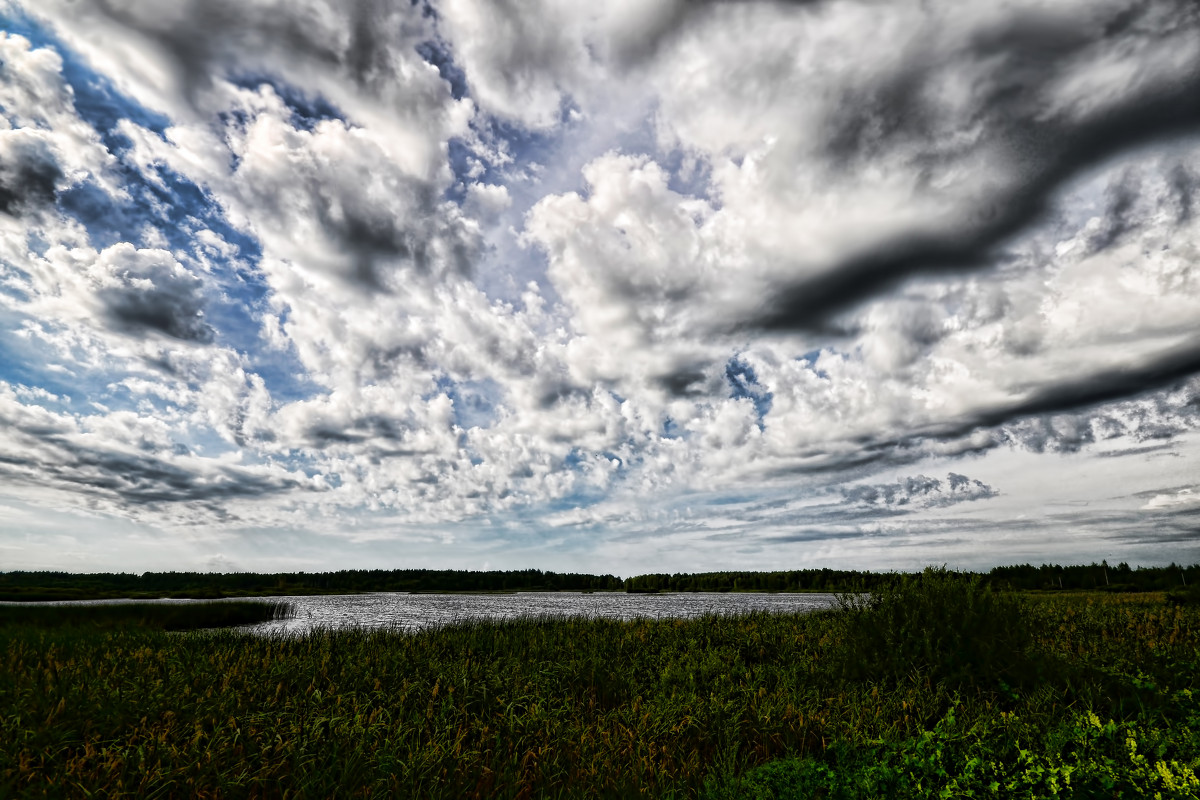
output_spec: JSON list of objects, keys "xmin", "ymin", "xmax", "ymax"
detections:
[{"xmin": 0, "ymin": 561, "xmax": 1194, "ymax": 601}]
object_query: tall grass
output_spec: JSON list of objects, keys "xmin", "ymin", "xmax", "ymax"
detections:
[
  {"xmin": 0, "ymin": 600, "xmax": 292, "ymax": 631},
  {"xmin": 1, "ymin": 579, "xmax": 1197, "ymax": 798},
  {"xmin": 832, "ymin": 567, "xmax": 1059, "ymax": 691},
  {"xmin": 712, "ymin": 570, "xmax": 1200, "ymax": 799}
]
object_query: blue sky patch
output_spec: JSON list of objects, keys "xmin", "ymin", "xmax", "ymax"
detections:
[
  {"xmin": 0, "ymin": 12, "xmax": 170, "ymax": 144},
  {"xmin": 416, "ymin": 39, "xmax": 468, "ymax": 102},
  {"xmin": 432, "ymin": 375, "xmax": 501, "ymax": 430},
  {"xmin": 227, "ymin": 73, "xmax": 347, "ymax": 132},
  {"xmin": 725, "ymin": 355, "xmax": 773, "ymax": 428}
]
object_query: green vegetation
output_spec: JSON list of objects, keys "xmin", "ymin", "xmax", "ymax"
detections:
[
  {"xmin": 0, "ymin": 600, "xmax": 292, "ymax": 631},
  {"xmin": 2, "ymin": 571, "xmax": 1198, "ymax": 798},
  {"xmin": 2, "ymin": 561, "xmax": 1195, "ymax": 600},
  {"xmin": 708, "ymin": 572, "xmax": 1200, "ymax": 799},
  {"xmin": 0, "ymin": 568, "xmax": 626, "ymax": 600}
]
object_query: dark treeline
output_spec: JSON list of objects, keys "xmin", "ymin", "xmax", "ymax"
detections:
[
  {"xmin": 0, "ymin": 562, "xmax": 1195, "ymax": 601},
  {"xmin": 0, "ymin": 569, "xmax": 624, "ymax": 600},
  {"xmin": 987, "ymin": 561, "xmax": 1197, "ymax": 592},
  {"xmin": 625, "ymin": 561, "xmax": 1197, "ymax": 593}
]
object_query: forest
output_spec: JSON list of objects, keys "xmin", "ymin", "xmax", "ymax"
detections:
[{"xmin": 0, "ymin": 561, "xmax": 1195, "ymax": 601}]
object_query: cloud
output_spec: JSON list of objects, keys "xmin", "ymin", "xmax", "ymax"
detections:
[
  {"xmin": 22, "ymin": 0, "xmax": 468, "ymax": 176},
  {"xmin": 1142, "ymin": 486, "xmax": 1200, "ymax": 512},
  {"xmin": 214, "ymin": 88, "xmax": 477, "ymax": 290},
  {"xmin": 0, "ymin": 134, "xmax": 62, "ymax": 214},
  {"xmin": 0, "ymin": 31, "xmax": 120, "ymax": 210},
  {"xmin": 0, "ymin": 382, "xmax": 314, "ymax": 520},
  {"xmin": 1, "ymin": 0, "xmax": 1199, "ymax": 572},
  {"xmin": 626, "ymin": 0, "xmax": 1200, "ymax": 329},
  {"xmin": 92, "ymin": 244, "xmax": 214, "ymax": 342},
  {"xmin": 844, "ymin": 473, "xmax": 997, "ymax": 509}
]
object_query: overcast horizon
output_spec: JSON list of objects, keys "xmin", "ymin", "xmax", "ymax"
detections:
[{"xmin": 0, "ymin": 0, "xmax": 1198, "ymax": 575}]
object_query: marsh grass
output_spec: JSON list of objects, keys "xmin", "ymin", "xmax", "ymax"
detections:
[
  {"xmin": 710, "ymin": 570, "xmax": 1200, "ymax": 799},
  {"xmin": 0, "ymin": 600, "xmax": 292, "ymax": 631},
  {"xmin": 1, "ymin": 578, "xmax": 1197, "ymax": 798},
  {"xmin": 832, "ymin": 568, "xmax": 1063, "ymax": 691}
]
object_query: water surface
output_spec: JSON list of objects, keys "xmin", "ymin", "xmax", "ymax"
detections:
[
  {"xmin": 248, "ymin": 591, "xmax": 840, "ymax": 635},
  {"xmin": 3, "ymin": 592, "xmax": 840, "ymax": 634}
]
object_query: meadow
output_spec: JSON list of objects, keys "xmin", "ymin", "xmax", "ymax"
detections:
[{"xmin": 2, "ymin": 572, "xmax": 1198, "ymax": 798}]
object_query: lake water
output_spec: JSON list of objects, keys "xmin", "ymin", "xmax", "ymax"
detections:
[
  {"xmin": 248, "ymin": 592, "xmax": 841, "ymax": 635},
  {"xmin": 5, "ymin": 592, "xmax": 840, "ymax": 634}
]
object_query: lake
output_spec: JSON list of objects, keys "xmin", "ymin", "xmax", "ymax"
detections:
[
  {"xmin": 246, "ymin": 591, "xmax": 841, "ymax": 634},
  {"xmin": 3, "ymin": 592, "xmax": 841, "ymax": 633}
]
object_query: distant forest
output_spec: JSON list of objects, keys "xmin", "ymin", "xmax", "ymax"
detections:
[{"xmin": 0, "ymin": 562, "xmax": 1195, "ymax": 601}]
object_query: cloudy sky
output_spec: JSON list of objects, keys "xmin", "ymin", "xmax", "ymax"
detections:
[{"xmin": 0, "ymin": 0, "xmax": 1198, "ymax": 575}]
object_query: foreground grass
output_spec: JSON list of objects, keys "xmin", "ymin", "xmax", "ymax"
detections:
[{"xmin": 1, "ymin": 574, "xmax": 1198, "ymax": 798}]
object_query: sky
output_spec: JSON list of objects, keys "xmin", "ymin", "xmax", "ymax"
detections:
[{"xmin": 0, "ymin": 0, "xmax": 1198, "ymax": 576}]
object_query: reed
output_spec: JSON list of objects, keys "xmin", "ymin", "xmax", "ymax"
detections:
[
  {"xmin": 1, "ymin": 583, "xmax": 1196, "ymax": 798},
  {"xmin": 0, "ymin": 600, "xmax": 292, "ymax": 631}
]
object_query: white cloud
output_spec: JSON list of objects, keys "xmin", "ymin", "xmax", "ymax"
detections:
[{"xmin": 0, "ymin": 0, "xmax": 1197, "ymax": 571}]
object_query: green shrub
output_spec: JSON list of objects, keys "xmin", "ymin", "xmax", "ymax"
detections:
[
  {"xmin": 706, "ymin": 703, "xmax": 1200, "ymax": 800},
  {"xmin": 832, "ymin": 567, "xmax": 1056, "ymax": 692},
  {"xmin": 1167, "ymin": 585, "xmax": 1200, "ymax": 607}
]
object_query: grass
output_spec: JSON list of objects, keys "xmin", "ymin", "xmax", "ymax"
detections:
[
  {"xmin": 0, "ymin": 600, "xmax": 293, "ymax": 631},
  {"xmin": 1, "ymin": 571, "xmax": 1197, "ymax": 798}
]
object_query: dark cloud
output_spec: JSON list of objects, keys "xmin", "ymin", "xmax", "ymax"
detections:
[
  {"xmin": 0, "ymin": 138, "xmax": 62, "ymax": 215},
  {"xmin": 1094, "ymin": 443, "xmax": 1178, "ymax": 458},
  {"xmin": 1084, "ymin": 170, "xmax": 1141, "ymax": 255},
  {"xmin": 753, "ymin": 0, "xmax": 1200, "ymax": 330},
  {"xmin": 850, "ymin": 348, "xmax": 1200, "ymax": 461},
  {"xmin": 304, "ymin": 414, "xmax": 416, "ymax": 448},
  {"xmin": 979, "ymin": 341, "xmax": 1200, "ymax": 430},
  {"xmin": 87, "ymin": 0, "xmax": 423, "ymax": 103},
  {"xmin": 70, "ymin": 0, "xmax": 477, "ymax": 286},
  {"xmin": 1168, "ymin": 163, "xmax": 1195, "ymax": 222},
  {"xmin": 756, "ymin": 363, "xmax": 1199, "ymax": 479},
  {"xmin": 51, "ymin": 449, "xmax": 297, "ymax": 505},
  {"xmin": 97, "ymin": 255, "xmax": 215, "ymax": 343},
  {"xmin": 844, "ymin": 473, "xmax": 996, "ymax": 508},
  {"xmin": 658, "ymin": 365, "xmax": 711, "ymax": 397},
  {"xmin": 310, "ymin": 178, "xmax": 454, "ymax": 290},
  {"xmin": 221, "ymin": 117, "xmax": 476, "ymax": 291},
  {"xmin": 537, "ymin": 383, "xmax": 590, "ymax": 409},
  {"xmin": 0, "ymin": 426, "xmax": 301, "ymax": 516}
]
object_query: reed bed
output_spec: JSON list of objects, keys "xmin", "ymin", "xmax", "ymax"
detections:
[
  {"xmin": 1, "ymin": 573, "xmax": 1197, "ymax": 798},
  {"xmin": 0, "ymin": 600, "xmax": 293, "ymax": 631}
]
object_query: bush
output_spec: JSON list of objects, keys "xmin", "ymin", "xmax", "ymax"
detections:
[
  {"xmin": 833, "ymin": 567, "xmax": 1054, "ymax": 692},
  {"xmin": 1167, "ymin": 585, "xmax": 1200, "ymax": 607}
]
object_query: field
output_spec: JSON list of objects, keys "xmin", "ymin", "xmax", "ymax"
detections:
[{"xmin": 2, "ymin": 572, "xmax": 1198, "ymax": 798}]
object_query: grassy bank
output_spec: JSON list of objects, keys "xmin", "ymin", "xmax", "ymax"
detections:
[
  {"xmin": 0, "ymin": 600, "xmax": 292, "ymax": 631},
  {"xmin": 2, "ymin": 572, "xmax": 1197, "ymax": 798}
]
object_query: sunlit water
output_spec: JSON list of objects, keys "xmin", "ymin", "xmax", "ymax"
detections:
[
  {"xmin": 9, "ymin": 592, "xmax": 840, "ymax": 634},
  {"xmin": 251, "ymin": 592, "xmax": 841, "ymax": 635}
]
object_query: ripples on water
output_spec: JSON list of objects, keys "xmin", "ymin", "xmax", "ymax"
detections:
[
  {"xmin": 250, "ymin": 592, "xmax": 840, "ymax": 635},
  {"xmin": 4, "ymin": 592, "xmax": 840, "ymax": 634}
]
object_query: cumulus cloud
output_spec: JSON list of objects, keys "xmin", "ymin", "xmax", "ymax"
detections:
[
  {"xmin": 0, "ymin": 381, "xmax": 315, "ymax": 520},
  {"xmin": 1, "ymin": 0, "xmax": 1198, "ymax": 572},
  {"xmin": 0, "ymin": 135, "xmax": 62, "ymax": 214},
  {"xmin": 642, "ymin": 0, "xmax": 1200, "ymax": 328},
  {"xmin": 0, "ymin": 31, "xmax": 119, "ymax": 210},
  {"xmin": 844, "ymin": 473, "xmax": 998, "ymax": 509},
  {"xmin": 92, "ymin": 245, "xmax": 214, "ymax": 342}
]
